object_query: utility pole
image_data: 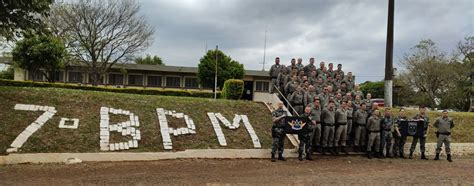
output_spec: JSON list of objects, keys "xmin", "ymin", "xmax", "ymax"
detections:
[
  {"xmin": 384, "ymin": 0, "xmax": 394, "ymax": 108},
  {"xmin": 214, "ymin": 45, "xmax": 218, "ymax": 99}
]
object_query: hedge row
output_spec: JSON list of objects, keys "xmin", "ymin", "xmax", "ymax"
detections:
[{"xmin": 0, "ymin": 79, "xmax": 221, "ymax": 98}]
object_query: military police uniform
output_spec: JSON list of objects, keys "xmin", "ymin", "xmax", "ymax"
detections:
[
  {"xmin": 393, "ymin": 116, "xmax": 408, "ymax": 158},
  {"xmin": 271, "ymin": 108, "xmax": 288, "ymax": 161},
  {"xmin": 433, "ymin": 115, "xmax": 454, "ymax": 162},
  {"xmin": 353, "ymin": 109, "xmax": 368, "ymax": 151},
  {"xmin": 334, "ymin": 107, "xmax": 348, "ymax": 154},
  {"xmin": 409, "ymin": 114, "xmax": 429, "ymax": 159},
  {"xmin": 346, "ymin": 106, "xmax": 354, "ymax": 143},
  {"xmin": 380, "ymin": 115, "xmax": 394, "ymax": 158},
  {"xmin": 321, "ymin": 106, "xmax": 336, "ymax": 154},
  {"xmin": 307, "ymin": 103, "xmax": 322, "ymax": 148},
  {"xmin": 299, "ymin": 112, "xmax": 315, "ymax": 161},
  {"xmin": 269, "ymin": 63, "xmax": 285, "ymax": 93},
  {"xmin": 289, "ymin": 91, "xmax": 306, "ymax": 115},
  {"xmin": 366, "ymin": 115, "xmax": 381, "ymax": 158}
]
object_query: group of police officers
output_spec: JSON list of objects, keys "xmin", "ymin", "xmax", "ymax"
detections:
[{"xmin": 268, "ymin": 57, "xmax": 455, "ymax": 162}]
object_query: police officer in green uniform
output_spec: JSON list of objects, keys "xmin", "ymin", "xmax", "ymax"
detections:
[
  {"xmin": 334, "ymin": 100, "xmax": 349, "ymax": 154},
  {"xmin": 353, "ymin": 103, "xmax": 368, "ymax": 152},
  {"xmin": 308, "ymin": 98, "xmax": 322, "ymax": 152},
  {"xmin": 367, "ymin": 109, "xmax": 381, "ymax": 159},
  {"xmin": 271, "ymin": 102, "xmax": 288, "ymax": 162},
  {"xmin": 269, "ymin": 57, "xmax": 285, "ymax": 94},
  {"xmin": 409, "ymin": 106, "xmax": 430, "ymax": 160},
  {"xmin": 380, "ymin": 108, "xmax": 394, "ymax": 158},
  {"xmin": 289, "ymin": 86, "xmax": 307, "ymax": 115},
  {"xmin": 433, "ymin": 110, "xmax": 454, "ymax": 162},
  {"xmin": 321, "ymin": 101, "xmax": 337, "ymax": 155},
  {"xmin": 393, "ymin": 108, "xmax": 407, "ymax": 158},
  {"xmin": 299, "ymin": 106, "xmax": 315, "ymax": 161}
]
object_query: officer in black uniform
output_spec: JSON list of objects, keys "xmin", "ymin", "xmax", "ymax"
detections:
[{"xmin": 271, "ymin": 102, "xmax": 288, "ymax": 162}]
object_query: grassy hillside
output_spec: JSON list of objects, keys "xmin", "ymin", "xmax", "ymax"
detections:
[
  {"xmin": 390, "ymin": 109, "xmax": 474, "ymax": 143},
  {"xmin": 0, "ymin": 86, "xmax": 273, "ymax": 154}
]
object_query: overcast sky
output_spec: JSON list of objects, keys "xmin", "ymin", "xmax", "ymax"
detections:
[{"xmin": 138, "ymin": 0, "xmax": 473, "ymax": 83}]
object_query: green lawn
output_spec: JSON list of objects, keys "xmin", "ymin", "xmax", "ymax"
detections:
[
  {"xmin": 0, "ymin": 86, "xmax": 273, "ymax": 154},
  {"xmin": 387, "ymin": 108, "xmax": 474, "ymax": 143}
]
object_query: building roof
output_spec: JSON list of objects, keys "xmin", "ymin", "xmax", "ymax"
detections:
[{"xmin": 0, "ymin": 56, "xmax": 270, "ymax": 77}]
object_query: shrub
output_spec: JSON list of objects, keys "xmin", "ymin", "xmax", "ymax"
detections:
[
  {"xmin": 221, "ymin": 79, "xmax": 244, "ymax": 100},
  {"xmin": 0, "ymin": 79, "xmax": 220, "ymax": 98}
]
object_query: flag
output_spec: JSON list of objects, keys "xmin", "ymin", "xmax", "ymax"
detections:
[
  {"xmin": 399, "ymin": 120, "xmax": 425, "ymax": 138},
  {"xmin": 283, "ymin": 116, "xmax": 311, "ymax": 134}
]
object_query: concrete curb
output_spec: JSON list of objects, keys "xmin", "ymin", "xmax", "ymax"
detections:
[
  {"xmin": 0, "ymin": 149, "xmax": 298, "ymax": 165},
  {"xmin": 1, "ymin": 143, "xmax": 473, "ymax": 165}
]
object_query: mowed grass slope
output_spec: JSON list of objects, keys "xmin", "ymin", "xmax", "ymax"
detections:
[{"xmin": 0, "ymin": 86, "xmax": 273, "ymax": 154}]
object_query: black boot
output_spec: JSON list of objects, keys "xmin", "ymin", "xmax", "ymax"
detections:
[
  {"xmin": 306, "ymin": 152, "xmax": 314, "ymax": 161},
  {"xmin": 421, "ymin": 152, "xmax": 428, "ymax": 160},
  {"xmin": 434, "ymin": 153, "xmax": 440, "ymax": 160},
  {"xmin": 271, "ymin": 153, "xmax": 276, "ymax": 162},
  {"xmin": 367, "ymin": 152, "xmax": 373, "ymax": 159},
  {"xmin": 298, "ymin": 151, "xmax": 303, "ymax": 161},
  {"xmin": 447, "ymin": 154, "xmax": 453, "ymax": 162},
  {"xmin": 399, "ymin": 154, "xmax": 406, "ymax": 159},
  {"xmin": 354, "ymin": 146, "xmax": 359, "ymax": 152},
  {"xmin": 377, "ymin": 152, "xmax": 384, "ymax": 159},
  {"xmin": 409, "ymin": 152, "xmax": 413, "ymax": 159},
  {"xmin": 341, "ymin": 146, "xmax": 349, "ymax": 155},
  {"xmin": 278, "ymin": 153, "xmax": 286, "ymax": 161},
  {"xmin": 322, "ymin": 147, "xmax": 327, "ymax": 155},
  {"xmin": 329, "ymin": 147, "xmax": 336, "ymax": 155},
  {"xmin": 334, "ymin": 147, "xmax": 340, "ymax": 155}
]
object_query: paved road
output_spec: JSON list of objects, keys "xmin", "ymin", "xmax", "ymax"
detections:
[{"xmin": 1, "ymin": 156, "xmax": 473, "ymax": 185}]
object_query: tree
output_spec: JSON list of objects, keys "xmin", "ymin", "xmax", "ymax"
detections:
[
  {"xmin": 46, "ymin": 0, "xmax": 154, "ymax": 86},
  {"xmin": 0, "ymin": 0, "xmax": 53, "ymax": 41},
  {"xmin": 0, "ymin": 65, "xmax": 14, "ymax": 79},
  {"xmin": 12, "ymin": 34, "xmax": 66, "ymax": 82},
  {"xmin": 135, "ymin": 55, "xmax": 164, "ymax": 65},
  {"xmin": 400, "ymin": 39, "xmax": 451, "ymax": 109},
  {"xmin": 445, "ymin": 36, "xmax": 473, "ymax": 111},
  {"xmin": 359, "ymin": 81, "xmax": 384, "ymax": 99},
  {"xmin": 197, "ymin": 49, "xmax": 244, "ymax": 91}
]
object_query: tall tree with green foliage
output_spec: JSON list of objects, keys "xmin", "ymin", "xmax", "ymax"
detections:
[
  {"xmin": 46, "ymin": 0, "xmax": 154, "ymax": 86},
  {"xmin": 440, "ymin": 36, "xmax": 473, "ymax": 111},
  {"xmin": 135, "ymin": 55, "xmax": 164, "ymax": 65},
  {"xmin": 12, "ymin": 34, "xmax": 66, "ymax": 82},
  {"xmin": 198, "ymin": 50, "xmax": 244, "ymax": 91},
  {"xmin": 399, "ymin": 39, "xmax": 451, "ymax": 109},
  {"xmin": 359, "ymin": 81, "xmax": 384, "ymax": 99},
  {"xmin": 0, "ymin": 0, "xmax": 53, "ymax": 41}
]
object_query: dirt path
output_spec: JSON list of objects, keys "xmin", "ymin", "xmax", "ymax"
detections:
[{"xmin": 1, "ymin": 156, "xmax": 473, "ymax": 185}]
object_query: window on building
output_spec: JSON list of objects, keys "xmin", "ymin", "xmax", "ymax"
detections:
[
  {"xmin": 88, "ymin": 73, "xmax": 104, "ymax": 85},
  {"xmin": 29, "ymin": 71, "xmax": 44, "ymax": 81},
  {"xmin": 166, "ymin": 76, "xmax": 181, "ymax": 88},
  {"xmin": 52, "ymin": 71, "xmax": 63, "ymax": 82},
  {"xmin": 255, "ymin": 81, "xmax": 270, "ymax": 92},
  {"xmin": 147, "ymin": 75, "xmax": 162, "ymax": 87},
  {"xmin": 108, "ymin": 74, "xmax": 124, "ymax": 85},
  {"xmin": 128, "ymin": 75, "xmax": 143, "ymax": 86},
  {"xmin": 184, "ymin": 77, "xmax": 199, "ymax": 88},
  {"xmin": 68, "ymin": 72, "xmax": 83, "ymax": 83}
]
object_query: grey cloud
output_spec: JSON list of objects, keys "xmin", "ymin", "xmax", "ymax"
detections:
[{"xmin": 137, "ymin": 0, "xmax": 473, "ymax": 83}]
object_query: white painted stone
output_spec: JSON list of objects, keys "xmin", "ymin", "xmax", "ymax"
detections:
[
  {"xmin": 109, "ymin": 144, "xmax": 115, "ymax": 151},
  {"xmin": 6, "ymin": 147, "xmax": 18, "ymax": 153},
  {"xmin": 124, "ymin": 143, "xmax": 129, "ymax": 150},
  {"xmin": 59, "ymin": 118, "xmax": 79, "ymax": 129},
  {"xmin": 133, "ymin": 140, "xmax": 138, "ymax": 148}
]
